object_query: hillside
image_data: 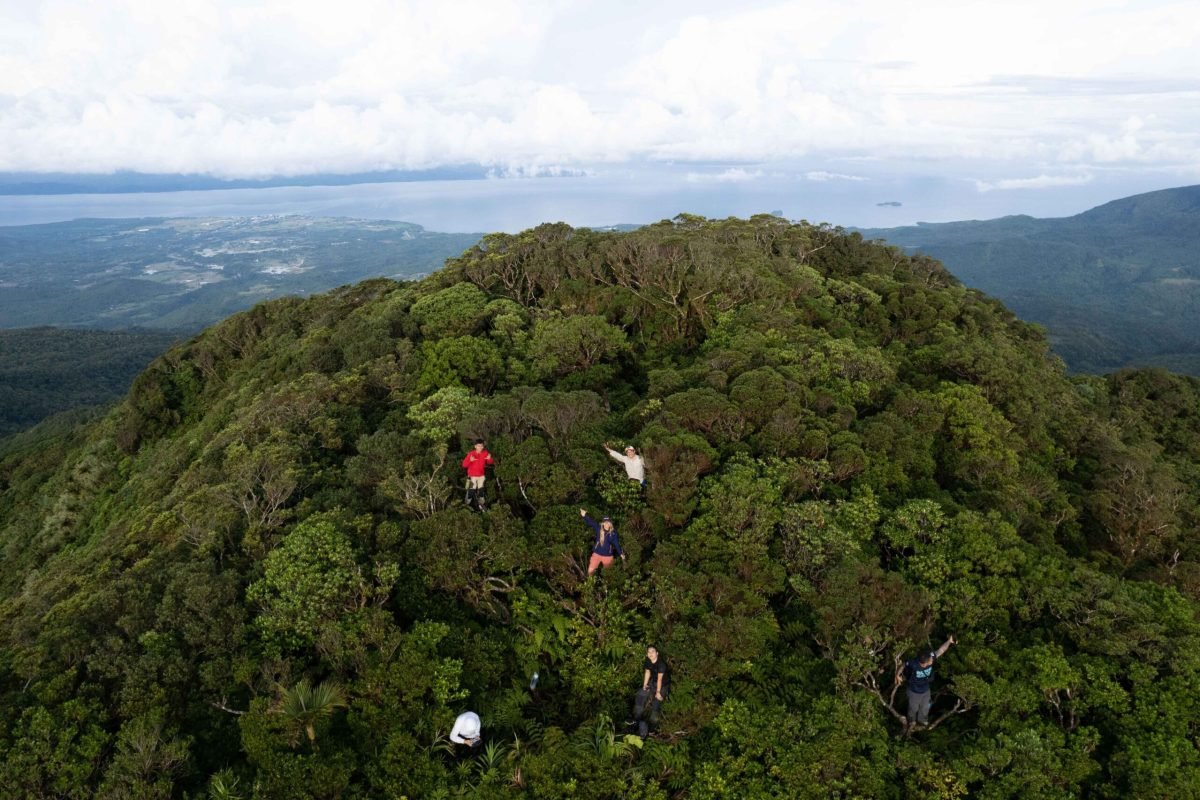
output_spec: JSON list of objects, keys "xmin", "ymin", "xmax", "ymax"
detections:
[
  {"xmin": 1, "ymin": 216, "xmax": 1199, "ymax": 798},
  {"xmin": 0, "ymin": 327, "xmax": 181, "ymax": 440},
  {"xmin": 860, "ymin": 185, "xmax": 1200, "ymax": 374},
  {"xmin": 0, "ymin": 216, "xmax": 481, "ymax": 331}
]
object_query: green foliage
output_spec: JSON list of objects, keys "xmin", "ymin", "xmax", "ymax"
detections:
[
  {"xmin": 529, "ymin": 314, "xmax": 629, "ymax": 378},
  {"xmin": 275, "ymin": 680, "xmax": 348, "ymax": 747},
  {"xmin": 2, "ymin": 214, "xmax": 1200, "ymax": 797},
  {"xmin": 409, "ymin": 282, "xmax": 490, "ymax": 338},
  {"xmin": 0, "ymin": 327, "xmax": 179, "ymax": 440},
  {"xmin": 247, "ymin": 513, "xmax": 372, "ymax": 651},
  {"xmin": 408, "ymin": 385, "xmax": 481, "ymax": 443}
]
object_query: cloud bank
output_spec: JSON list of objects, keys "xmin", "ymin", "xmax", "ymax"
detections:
[
  {"xmin": 975, "ymin": 174, "xmax": 1095, "ymax": 192},
  {"xmin": 1, "ymin": 0, "xmax": 1199, "ymax": 179}
]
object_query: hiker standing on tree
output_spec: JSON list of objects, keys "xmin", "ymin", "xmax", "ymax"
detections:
[
  {"xmin": 580, "ymin": 508, "xmax": 625, "ymax": 574},
  {"xmin": 897, "ymin": 635, "xmax": 957, "ymax": 729},
  {"xmin": 633, "ymin": 646, "xmax": 669, "ymax": 737},
  {"xmin": 462, "ymin": 439, "xmax": 494, "ymax": 511},
  {"xmin": 605, "ymin": 443, "xmax": 646, "ymax": 485}
]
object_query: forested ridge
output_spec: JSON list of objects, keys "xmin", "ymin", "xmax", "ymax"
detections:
[
  {"xmin": 1, "ymin": 215, "xmax": 1199, "ymax": 798},
  {"xmin": 860, "ymin": 184, "xmax": 1200, "ymax": 375}
]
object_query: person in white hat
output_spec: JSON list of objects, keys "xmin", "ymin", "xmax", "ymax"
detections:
[
  {"xmin": 604, "ymin": 443, "xmax": 645, "ymax": 485},
  {"xmin": 449, "ymin": 710, "xmax": 481, "ymax": 747}
]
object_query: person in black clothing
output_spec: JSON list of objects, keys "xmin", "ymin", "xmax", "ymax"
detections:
[{"xmin": 633, "ymin": 646, "xmax": 669, "ymax": 737}]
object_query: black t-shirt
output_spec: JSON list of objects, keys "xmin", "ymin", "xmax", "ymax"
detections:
[
  {"xmin": 643, "ymin": 657, "xmax": 669, "ymax": 691},
  {"xmin": 904, "ymin": 653, "xmax": 936, "ymax": 694}
]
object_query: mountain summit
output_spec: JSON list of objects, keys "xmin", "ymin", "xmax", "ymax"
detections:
[{"xmin": 1, "ymin": 216, "xmax": 1198, "ymax": 798}]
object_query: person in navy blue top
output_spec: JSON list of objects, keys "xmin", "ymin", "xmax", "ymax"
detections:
[
  {"xmin": 580, "ymin": 508, "xmax": 625, "ymax": 575},
  {"xmin": 898, "ymin": 635, "xmax": 956, "ymax": 729}
]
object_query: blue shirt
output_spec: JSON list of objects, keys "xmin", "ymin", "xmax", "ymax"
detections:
[
  {"xmin": 583, "ymin": 514, "xmax": 623, "ymax": 557},
  {"xmin": 904, "ymin": 653, "xmax": 937, "ymax": 694}
]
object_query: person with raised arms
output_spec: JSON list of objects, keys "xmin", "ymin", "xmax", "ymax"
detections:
[
  {"xmin": 580, "ymin": 508, "xmax": 625, "ymax": 575},
  {"xmin": 897, "ymin": 635, "xmax": 957, "ymax": 730},
  {"xmin": 604, "ymin": 443, "xmax": 646, "ymax": 485}
]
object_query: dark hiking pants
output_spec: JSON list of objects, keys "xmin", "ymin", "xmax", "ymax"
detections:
[{"xmin": 633, "ymin": 687, "xmax": 666, "ymax": 737}]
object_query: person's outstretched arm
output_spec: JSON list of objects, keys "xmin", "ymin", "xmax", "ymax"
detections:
[
  {"xmin": 612, "ymin": 530, "xmax": 625, "ymax": 560},
  {"xmin": 934, "ymin": 635, "xmax": 956, "ymax": 659},
  {"xmin": 605, "ymin": 446, "xmax": 626, "ymax": 464},
  {"xmin": 580, "ymin": 509, "xmax": 599, "ymax": 533}
]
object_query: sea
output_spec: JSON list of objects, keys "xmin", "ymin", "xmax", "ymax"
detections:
[{"xmin": 0, "ymin": 165, "xmax": 1184, "ymax": 232}]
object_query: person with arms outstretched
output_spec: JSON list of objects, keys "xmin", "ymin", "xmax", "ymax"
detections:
[
  {"xmin": 897, "ymin": 635, "xmax": 957, "ymax": 729},
  {"xmin": 580, "ymin": 508, "xmax": 625, "ymax": 575},
  {"xmin": 605, "ymin": 443, "xmax": 645, "ymax": 485},
  {"xmin": 461, "ymin": 439, "xmax": 494, "ymax": 511},
  {"xmin": 633, "ymin": 646, "xmax": 669, "ymax": 737}
]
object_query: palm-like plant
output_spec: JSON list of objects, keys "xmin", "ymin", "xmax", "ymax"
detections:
[
  {"xmin": 576, "ymin": 713, "xmax": 643, "ymax": 761},
  {"xmin": 275, "ymin": 679, "xmax": 348, "ymax": 748},
  {"xmin": 208, "ymin": 769, "xmax": 246, "ymax": 800}
]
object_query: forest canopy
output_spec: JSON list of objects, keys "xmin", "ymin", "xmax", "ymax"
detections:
[{"xmin": 0, "ymin": 215, "xmax": 1198, "ymax": 798}]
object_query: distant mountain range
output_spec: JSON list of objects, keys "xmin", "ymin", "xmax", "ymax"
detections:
[
  {"xmin": 0, "ymin": 168, "xmax": 489, "ymax": 195},
  {"xmin": 860, "ymin": 185, "xmax": 1200, "ymax": 374},
  {"xmin": 0, "ymin": 216, "xmax": 481, "ymax": 331}
]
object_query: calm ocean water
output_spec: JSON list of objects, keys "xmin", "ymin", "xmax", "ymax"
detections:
[{"xmin": 0, "ymin": 169, "xmax": 1178, "ymax": 232}]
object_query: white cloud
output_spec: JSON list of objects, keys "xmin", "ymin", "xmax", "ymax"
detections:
[
  {"xmin": 1, "ymin": 0, "xmax": 1199, "ymax": 177},
  {"xmin": 974, "ymin": 173, "xmax": 1094, "ymax": 192},
  {"xmin": 804, "ymin": 171, "xmax": 867, "ymax": 182},
  {"xmin": 685, "ymin": 168, "xmax": 764, "ymax": 183}
]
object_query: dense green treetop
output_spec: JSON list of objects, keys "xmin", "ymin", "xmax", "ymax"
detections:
[{"xmin": 0, "ymin": 215, "xmax": 1198, "ymax": 798}]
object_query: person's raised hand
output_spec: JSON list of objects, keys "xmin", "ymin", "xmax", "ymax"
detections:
[{"xmin": 580, "ymin": 508, "xmax": 588, "ymax": 517}]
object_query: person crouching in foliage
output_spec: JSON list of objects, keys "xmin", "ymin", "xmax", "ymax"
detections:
[
  {"xmin": 604, "ymin": 443, "xmax": 646, "ymax": 485},
  {"xmin": 897, "ymin": 635, "xmax": 956, "ymax": 730},
  {"xmin": 461, "ymin": 439, "xmax": 494, "ymax": 511},
  {"xmin": 633, "ymin": 646, "xmax": 669, "ymax": 737},
  {"xmin": 449, "ymin": 710, "xmax": 482, "ymax": 749},
  {"xmin": 580, "ymin": 508, "xmax": 625, "ymax": 574}
]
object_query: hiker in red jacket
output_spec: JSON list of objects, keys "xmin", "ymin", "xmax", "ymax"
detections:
[{"xmin": 462, "ymin": 439, "xmax": 494, "ymax": 511}]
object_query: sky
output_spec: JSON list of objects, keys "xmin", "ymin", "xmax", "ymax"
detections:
[{"xmin": 2, "ymin": 0, "xmax": 1200, "ymax": 222}]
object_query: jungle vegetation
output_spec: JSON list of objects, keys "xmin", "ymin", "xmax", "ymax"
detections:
[
  {"xmin": 0, "ymin": 215, "xmax": 1198, "ymax": 798},
  {"xmin": 0, "ymin": 327, "xmax": 180, "ymax": 440}
]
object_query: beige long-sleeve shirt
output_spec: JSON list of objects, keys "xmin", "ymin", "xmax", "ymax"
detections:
[{"xmin": 606, "ymin": 448, "xmax": 645, "ymax": 482}]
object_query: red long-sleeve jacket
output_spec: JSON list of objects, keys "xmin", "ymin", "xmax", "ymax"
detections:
[{"xmin": 461, "ymin": 449, "xmax": 494, "ymax": 477}]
